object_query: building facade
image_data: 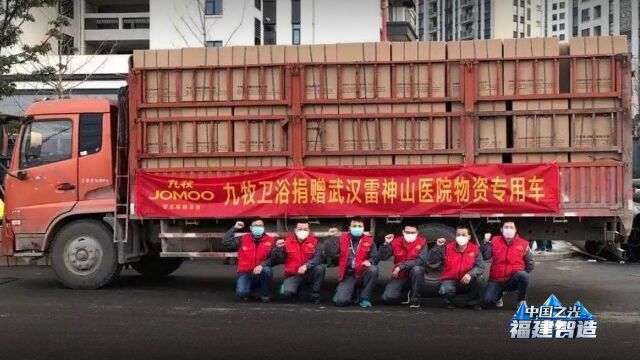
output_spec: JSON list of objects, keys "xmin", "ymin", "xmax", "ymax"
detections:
[{"xmin": 419, "ymin": 0, "xmax": 545, "ymax": 41}]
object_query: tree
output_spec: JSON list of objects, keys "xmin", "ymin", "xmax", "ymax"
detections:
[
  {"xmin": 173, "ymin": 0, "xmax": 246, "ymax": 47},
  {"xmin": 0, "ymin": 0, "xmax": 69, "ymax": 100}
]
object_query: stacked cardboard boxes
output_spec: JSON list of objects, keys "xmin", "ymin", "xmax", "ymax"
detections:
[
  {"xmin": 569, "ymin": 36, "xmax": 626, "ymax": 162},
  {"xmin": 505, "ymin": 38, "xmax": 570, "ymax": 163}
]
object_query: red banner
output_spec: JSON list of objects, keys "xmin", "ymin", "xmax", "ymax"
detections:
[{"xmin": 135, "ymin": 164, "xmax": 560, "ymax": 218}]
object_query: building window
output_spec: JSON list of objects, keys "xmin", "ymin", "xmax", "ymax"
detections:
[
  {"xmin": 527, "ymin": 0, "xmax": 530, "ymax": 4},
  {"xmin": 205, "ymin": 0, "xmax": 223, "ymax": 16},
  {"xmin": 552, "ymin": 14, "xmax": 557, "ymax": 21},
  {"xmin": 513, "ymin": 0, "xmax": 518, "ymax": 5},
  {"xmin": 527, "ymin": 8, "xmax": 530, "ymax": 20},
  {"xmin": 520, "ymin": 16, "xmax": 524, "ymax": 23},
  {"xmin": 559, "ymin": 23, "xmax": 565, "ymax": 30},
  {"xmin": 255, "ymin": 0, "xmax": 261, "ymax": 10},
  {"xmin": 582, "ymin": 28, "xmax": 590, "ymax": 36},
  {"xmin": 254, "ymin": 18, "xmax": 261, "ymax": 45},
  {"xmin": 560, "ymin": 12, "xmax": 565, "ymax": 20},
  {"xmin": 58, "ymin": 0, "xmax": 74, "ymax": 19},
  {"xmin": 206, "ymin": 41, "xmax": 223, "ymax": 47},
  {"xmin": 520, "ymin": 0, "xmax": 524, "ymax": 6},
  {"xmin": 513, "ymin": 31, "xmax": 518, "ymax": 38},
  {"xmin": 581, "ymin": 8, "xmax": 590, "ymax": 22},
  {"xmin": 292, "ymin": 0, "xmax": 301, "ymax": 23},
  {"xmin": 559, "ymin": 2, "xmax": 565, "ymax": 9},
  {"xmin": 594, "ymin": 5, "xmax": 601, "ymax": 19},
  {"xmin": 59, "ymin": 34, "xmax": 74, "ymax": 55},
  {"xmin": 552, "ymin": 3, "xmax": 557, "ymax": 10},
  {"xmin": 292, "ymin": 24, "xmax": 301, "ymax": 45},
  {"xmin": 594, "ymin": 25, "xmax": 601, "ymax": 35},
  {"xmin": 520, "ymin": 32, "xmax": 524, "ymax": 37},
  {"xmin": 513, "ymin": 14, "xmax": 518, "ymax": 22},
  {"xmin": 560, "ymin": 34, "xmax": 565, "ymax": 41},
  {"xmin": 552, "ymin": 24, "xmax": 557, "ymax": 31},
  {"xmin": 527, "ymin": 24, "xmax": 530, "ymax": 36}
]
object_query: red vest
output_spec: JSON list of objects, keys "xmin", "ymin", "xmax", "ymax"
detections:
[
  {"xmin": 440, "ymin": 241, "xmax": 480, "ymax": 281},
  {"xmin": 489, "ymin": 235, "xmax": 529, "ymax": 282},
  {"xmin": 283, "ymin": 234, "xmax": 318, "ymax": 277},
  {"xmin": 390, "ymin": 236, "xmax": 427, "ymax": 279},
  {"xmin": 337, "ymin": 233, "xmax": 374, "ymax": 281},
  {"xmin": 236, "ymin": 233, "xmax": 275, "ymax": 274}
]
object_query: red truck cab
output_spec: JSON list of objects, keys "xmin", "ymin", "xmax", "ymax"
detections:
[{"xmin": 2, "ymin": 99, "xmax": 116, "ymax": 260}]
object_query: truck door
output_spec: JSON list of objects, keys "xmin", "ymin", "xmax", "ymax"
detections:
[{"xmin": 4, "ymin": 115, "xmax": 78, "ymax": 241}]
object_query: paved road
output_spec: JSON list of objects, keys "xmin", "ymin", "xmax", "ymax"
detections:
[{"xmin": 0, "ymin": 258, "xmax": 639, "ymax": 360}]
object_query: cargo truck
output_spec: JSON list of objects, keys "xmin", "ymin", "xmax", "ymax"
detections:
[{"xmin": 0, "ymin": 37, "xmax": 636, "ymax": 289}]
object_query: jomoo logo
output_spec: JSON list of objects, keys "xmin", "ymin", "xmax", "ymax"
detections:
[
  {"xmin": 148, "ymin": 179, "xmax": 215, "ymax": 202},
  {"xmin": 509, "ymin": 294, "xmax": 597, "ymax": 339}
]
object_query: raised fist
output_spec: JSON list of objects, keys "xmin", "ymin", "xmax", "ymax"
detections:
[
  {"xmin": 436, "ymin": 238, "xmax": 446, "ymax": 246},
  {"xmin": 234, "ymin": 221, "xmax": 245, "ymax": 230}
]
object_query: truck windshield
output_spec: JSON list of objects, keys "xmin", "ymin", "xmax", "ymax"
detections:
[{"xmin": 19, "ymin": 120, "xmax": 72, "ymax": 169}]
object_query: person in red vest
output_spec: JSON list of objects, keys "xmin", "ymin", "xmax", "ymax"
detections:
[
  {"xmin": 223, "ymin": 218, "xmax": 276, "ymax": 302},
  {"xmin": 325, "ymin": 217, "xmax": 379, "ymax": 308},
  {"xmin": 378, "ymin": 224, "xmax": 428, "ymax": 308},
  {"xmin": 272, "ymin": 220, "xmax": 326, "ymax": 304},
  {"xmin": 481, "ymin": 220, "xmax": 534, "ymax": 309},
  {"xmin": 428, "ymin": 225, "xmax": 485, "ymax": 310}
]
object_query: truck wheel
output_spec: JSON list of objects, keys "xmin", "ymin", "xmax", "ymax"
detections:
[
  {"xmin": 131, "ymin": 255, "xmax": 183, "ymax": 279},
  {"xmin": 50, "ymin": 220, "xmax": 122, "ymax": 289},
  {"xmin": 418, "ymin": 223, "xmax": 456, "ymax": 243}
]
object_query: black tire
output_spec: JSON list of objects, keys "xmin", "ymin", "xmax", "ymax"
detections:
[
  {"xmin": 50, "ymin": 220, "xmax": 122, "ymax": 289},
  {"xmin": 418, "ymin": 223, "xmax": 456, "ymax": 243},
  {"xmin": 131, "ymin": 255, "xmax": 184, "ymax": 279}
]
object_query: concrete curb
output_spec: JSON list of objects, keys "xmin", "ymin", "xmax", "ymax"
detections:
[
  {"xmin": 0, "ymin": 256, "xmax": 50, "ymax": 267},
  {"xmin": 532, "ymin": 251, "xmax": 576, "ymax": 262}
]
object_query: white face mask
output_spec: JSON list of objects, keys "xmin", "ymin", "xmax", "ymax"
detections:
[
  {"xmin": 295, "ymin": 230, "xmax": 310, "ymax": 240},
  {"xmin": 456, "ymin": 236, "xmax": 469, "ymax": 246},
  {"xmin": 502, "ymin": 229, "xmax": 516, "ymax": 239},
  {"xmin": 403, "ymin": 233, "xmax": 418, "ymax": 243}
]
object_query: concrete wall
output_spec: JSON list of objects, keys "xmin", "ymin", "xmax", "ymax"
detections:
[
  {"xmin": 150, "ymin": 0, "xmax": 263, "ymax": 48},
  {"xmin": 276, "ymin": 0, "xmax": 381, "ymax": 45}
]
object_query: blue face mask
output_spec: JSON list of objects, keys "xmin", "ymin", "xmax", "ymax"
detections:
[
  {"xmin": 251, "ymin": 226, "xmax": 265, "ymax": 237},
  {"xmin": 350, "ymin": 227, "xmax": 364, "ymax": 238}
]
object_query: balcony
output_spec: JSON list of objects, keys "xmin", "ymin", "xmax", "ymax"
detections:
[
  {"xmin": 387, "ymin": 5, "xmax": 418, "ymax": 41},
  {"xmin": 460, "ymin": 0, "xmax": 473, "ymax": 7},
  {"xmin": 460, "ymin": 12, "xmax": 474, "ymax": 23},
  {"xmin": 84, "ymin": 12, "xmax": 150, "ymax": 42}
]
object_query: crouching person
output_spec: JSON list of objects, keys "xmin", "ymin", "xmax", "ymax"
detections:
[
  {"xmin": 326, "ymin": 217, "xmax": 379, "ymax": 308},
  {"xmin": 379, "ymin": 225, "xmax": 427, "ymax": 308},
  {"xmin": 273, "ymin": 220, "xmax": 326, "ymax": 304},
  {"xmin": 481, "ymin": 220, "xmax": 534, "ymax": 309},
  {"xmin": 428, "ymin": 225, "xmax": 485, "ymax": 310},
  {"xmin": 223, "ymin": 219, "xmax": 275, "ymax": 302}
]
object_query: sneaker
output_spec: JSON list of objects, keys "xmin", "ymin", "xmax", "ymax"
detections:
[
  {"xmin": 495, "ymin": 297, "xmax": 504, "ymax": 308},
  {"xmin": 409, "ymin": 299, "xmax": 421, "ymax": 308},
  {"xmin": 517, "ymin": 300, "xmax": 527, "ymax": 309},
  {"xmin": 260, "ymin": 296, "xmax": 271, "ymax": 303},
  {"xmin": 359, "ymin": 299, "xmax": 372, "ymax": 308},
  {"xmin": 400, "ymin": 291, "xmax": 411, "ymax": 305}
]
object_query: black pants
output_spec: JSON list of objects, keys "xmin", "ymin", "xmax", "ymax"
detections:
[{"xmin": 333, "ymin": 266, "xmax": 379, "ymax": 306}]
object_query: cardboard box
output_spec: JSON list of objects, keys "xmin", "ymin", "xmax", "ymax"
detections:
[
  {"xmin": 569, "ymin": 98, "xmax": 619, "ymax": 162},
  {"xmin": 446, "ymin": 41, "xmax": 474, "ymax": 98},
  {"xmin": 394, "ymin": 103, "xmax": 452, "ymax": 165},
  {"xmin": 475, "ymin": 39, "xmax": 502, "ymax": 97},
  {"xmin": 512, "ymin": 100, "xmax": 570, "ymax": 163},
  {"xmin": 569, "ymin": 36, "xmax": 627, "ymax": 93},
  {"xmin": 503, "ymin": 38, "xmax": 558, "ymax": 96},
  {"xmin": 475, "ymin": 102, "xmax": 506, "ymax": 164}
]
